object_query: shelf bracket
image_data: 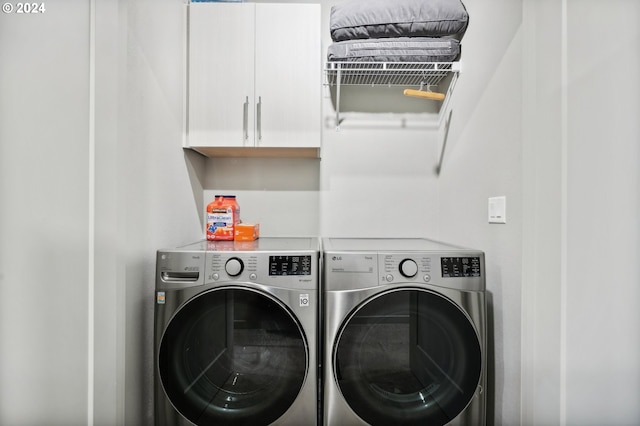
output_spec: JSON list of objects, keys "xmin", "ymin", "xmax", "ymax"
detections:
[
  {"xmin": 436, "ymin": 67, "xmax": 459, "ymax": 127},
  {"xmin": 434, "ymin": 68, "xmax": 459, "ymax": 174},
  {"xmin": 436, "ymin": 109, "xmax": 453, "ymax": 175},
  {"xmin": 335, "ymin": 66, "xmax": 342, "ymax": 130}
]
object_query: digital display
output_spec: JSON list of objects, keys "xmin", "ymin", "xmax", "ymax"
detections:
[
  {"xmin": 269, "ymin": 255, "xmax": 312, "ymax": 276},
  {"xmin": 441, "ymin": 257, "xmax": 481, "ymax": 278}
]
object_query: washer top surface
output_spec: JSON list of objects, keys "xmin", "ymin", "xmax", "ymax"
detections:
[
  {"xmin": 323, "ymin": 237, "xmax": 477, "ymax": 253},
  {"xmin": 175, "ymin": 237, "xmax": 320, "ymax": 253}
]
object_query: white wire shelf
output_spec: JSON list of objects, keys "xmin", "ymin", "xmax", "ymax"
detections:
[
  {"xmin": 324, "ymin": 61, "xmax": 460, "ymax": 87},
  {"xmin": 324, "ymin": 61, "xmax": 461, "ymax": 129}
]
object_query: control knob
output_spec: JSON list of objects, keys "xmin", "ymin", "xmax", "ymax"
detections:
[
  {"xmin": 225, "ymin": 257, "xmax": 244, "ymax": 277},
  {"xmin": 399, "ymin": 259, "xmax": 418, "ymax": 278}
]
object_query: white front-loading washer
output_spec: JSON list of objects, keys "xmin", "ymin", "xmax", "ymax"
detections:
[
  {"xmin": 155, "ymin": 238, "xmax": 319, "ymax": 426},
  {"xmin": 322, "ymin": 238, "xmax": 486, "ymax": 426}
]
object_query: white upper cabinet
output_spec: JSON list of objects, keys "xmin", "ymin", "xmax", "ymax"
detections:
[{"xmin": 187, "ymin": 3, "xmax": 321, "ymax": 156}]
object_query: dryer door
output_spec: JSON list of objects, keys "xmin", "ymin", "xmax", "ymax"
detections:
[
  {"xmin": 159, "ymin": 287, "xmax": 308, "ymax": 425},
  {"xmin": 334, "ymin": 288, "xmax": 482, "ymax": 426}
]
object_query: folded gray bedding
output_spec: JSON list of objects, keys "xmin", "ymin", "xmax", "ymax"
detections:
[
  {"xmin": 327, "ymin": 37, "xmax": 460, "ymax": 62},
  {"xmin": 330, "ymin": 0, "xmax": 468, "ymax": 42}
]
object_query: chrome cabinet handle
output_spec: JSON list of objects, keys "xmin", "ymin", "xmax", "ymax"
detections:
[
  {"xmin": 243, "ymin": 96, "xmax": 249, "ymax": 143},
  {"xmin": 257, "ymin": 96, "xmax": 262, "ymax": 143}
]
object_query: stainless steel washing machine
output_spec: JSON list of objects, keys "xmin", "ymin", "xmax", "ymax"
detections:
[
  {"xmin": 322, "ymin": 238, "xmax": 486, "ymax": 426},
  {"xmin": 155, "ymin": 238, "xmax": 319, "ymax": 426}
]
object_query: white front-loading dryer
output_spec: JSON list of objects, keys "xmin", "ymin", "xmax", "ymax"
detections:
[
  {"xmin": 155, "ymin": 238, "xmax": 319, "ymax": 426},
  {"xmin": 322, "ymin": 238, "xmax": 486, "ymax": 426}
]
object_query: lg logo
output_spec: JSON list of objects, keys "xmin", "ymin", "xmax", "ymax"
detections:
[{"xmin": 332, "ymin": 256, "xmax": 342, "ymax": 261}]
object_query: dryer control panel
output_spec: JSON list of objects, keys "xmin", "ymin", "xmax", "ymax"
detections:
[
  {"xmin": 441, "ymin": 256, "xmax": 482, "ymax": 278},
  {"xmin": 377, "ymin": 252, "xmax": 485, "ymax": 291},
  {"xmin": 380, "ymin": 254, "xmax": 432, "ymax": 284}
]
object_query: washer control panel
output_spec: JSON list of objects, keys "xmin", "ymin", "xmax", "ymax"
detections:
[
  {"xmin": 269, "ymin": 255, "xmax": 312, "ymax": 276},
  {"xmin": 208, "ymin": 253, "xmax": 258, "ymax": 282},
  {"xmin": 204, "ymin": 252, "xmax": 316, "ymax": 288}
]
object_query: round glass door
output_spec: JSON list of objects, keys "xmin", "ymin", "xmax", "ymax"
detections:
[
  {"xmin": 159, "ymin": 287, "xmax": 308, "ymax": 426},
  {"xmin": 334, "ymin": 289, "xmax": 481, "ymax": 426}
]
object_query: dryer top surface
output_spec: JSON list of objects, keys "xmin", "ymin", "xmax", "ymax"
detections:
[{"xmin": 323, "ymin": 238, "xmax": 481, "ymax": 254}]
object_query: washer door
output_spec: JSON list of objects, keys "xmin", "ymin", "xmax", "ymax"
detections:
[
  {"xmin": 159, "ymin": 287, "xmax": 308, "ymax": 426},
  {"xmin": 334, "ymin": 288, "xmax": 482, "ymax": 426}
]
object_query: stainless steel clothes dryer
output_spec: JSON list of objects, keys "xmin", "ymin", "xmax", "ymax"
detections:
[
  {"xmin": 155, "ymin": 238, "xmax": 319, "ymax": 426},
  {"xmin": 322, "ymin": 238, "xmax": 486, "ymax": 426}
]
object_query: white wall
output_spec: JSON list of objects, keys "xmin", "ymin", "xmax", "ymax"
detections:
[
  {"xmin": 435, "ymin": 1, "xmax": 524, "ymax": 424},
  {"xmin": 108, "ymin": 0, "xmax": 203, "ymax": 424},
  {"xmin": 0, "ymin": 3, "xmax": 91, "ymax": 425},
  {"xmin": 521, "ymin": 0, "xmax": 565, "ymax": 423},
  {"xmin": 565, "ymin": 2, "xmax": 640, "ymax": 422},
  {"xmin": 522, "ymin": 1, "xmax": 640, "ymax": 425}
]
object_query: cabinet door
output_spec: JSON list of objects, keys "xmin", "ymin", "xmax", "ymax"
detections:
[
  {"xmin": 188, "ymin": 3, "xmax": 255, "ymax": 148},
  {"xmin": 255, "ymin": 4, "xmax": 321, "ymax": 148}
]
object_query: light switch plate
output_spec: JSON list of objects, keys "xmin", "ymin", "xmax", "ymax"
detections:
[{"xmin": 488, "ymin": 196, "xmax": 507, "ymax": 224}]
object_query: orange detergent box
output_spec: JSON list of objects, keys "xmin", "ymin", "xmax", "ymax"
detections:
[{"xmin": 234, "ymin": 223, "xmax": 260, "ymax": 241}]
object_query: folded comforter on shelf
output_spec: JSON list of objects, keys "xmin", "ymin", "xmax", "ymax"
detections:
[
  {"xmin": 330, "ymin": 0, "xmax": 469, "ymax": 42},
  {"xmin": 327, "ymin": 37, "xmax": 460, "ymax": 62}
]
